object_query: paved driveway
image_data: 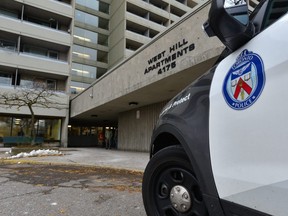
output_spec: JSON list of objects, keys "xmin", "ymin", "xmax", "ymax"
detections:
[
  {"xmin": 0, "ymin": 162, "xmax": 147, "ymax": 216},
  {"xmin": 1, "ymin": 148, "xmax": 149, "ymax": 172}
]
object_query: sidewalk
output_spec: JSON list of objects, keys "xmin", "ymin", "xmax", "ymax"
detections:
[{"xmin": 0, "ymin": 147, "xmax": 150, "ymax": 172}]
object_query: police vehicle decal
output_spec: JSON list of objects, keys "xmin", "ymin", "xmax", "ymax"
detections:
[{"xmin": 222, "ymin": 49, "xmax": 265, "ymax": 110}]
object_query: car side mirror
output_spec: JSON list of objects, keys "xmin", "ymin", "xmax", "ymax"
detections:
[
  {"xmin": 203, "ymin": 0, "xmax": 254, "ymax": 51},
  {"xmin": 224, "ymin": 0, "xmax": 249, "ymax": 25}
]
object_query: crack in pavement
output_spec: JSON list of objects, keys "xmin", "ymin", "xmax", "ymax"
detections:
[
  {"xmin": 0, "ymin": 163, "xmax": 143, "ymax": 192},
  {"xmin": 0, "ymin": 186, "xmax": 55, "ymax": 201}
]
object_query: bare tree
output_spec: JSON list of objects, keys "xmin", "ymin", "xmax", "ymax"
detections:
[{"xmin": 0, "ymin": 82, "xmax": 68, "ymax": 144}]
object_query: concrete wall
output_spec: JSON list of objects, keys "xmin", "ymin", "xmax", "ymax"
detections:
[
  {"xmin": 109, "ymin": 0, "xmax": 126, "ymax": 67},
  {"xmin": 118, "ymin": 101, "xmax": 167, "ymax": 152}
]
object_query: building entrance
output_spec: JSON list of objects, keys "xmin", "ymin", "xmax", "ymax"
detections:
[{"xmin": 68, "ymin": 125, "xmax": 118, "ymax": 148}]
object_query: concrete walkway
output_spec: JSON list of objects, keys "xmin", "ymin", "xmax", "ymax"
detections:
[{"xmin": 0, "ymin": 147, "xmax": 150, "ymax": 172}]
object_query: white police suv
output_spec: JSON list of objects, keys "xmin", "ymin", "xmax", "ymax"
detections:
[{"xmin": 142, "ymin": 0, "xmax": 288, "ymax": 215}]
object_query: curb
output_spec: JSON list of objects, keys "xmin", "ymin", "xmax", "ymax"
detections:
[{"xmin": 0, "ymin": 157, "xmax": 144, "ymax": 175}]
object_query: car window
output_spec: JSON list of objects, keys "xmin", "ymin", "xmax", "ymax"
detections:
[{"xmin": 262, "ymin": 0, "xmax": 288, "ymax": 29}]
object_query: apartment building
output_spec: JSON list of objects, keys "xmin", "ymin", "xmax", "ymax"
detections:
[
  {"xmin": 70, "ymin": 0, "xmax": 259, "ymax": 151},
  {"xmin": 110, "ymin": 0, "xmax": 197, "ymax": 67},
  {"xmin": 70, "ymin": 0, "xmax": 197, "ymax": 94},
  {"xmin": 0, "ymin": 0, "xmax": 74, "ymax": 146},
  {"xmin": 68, "ymin": 0, "xmax": 203, "ymax": 147}
]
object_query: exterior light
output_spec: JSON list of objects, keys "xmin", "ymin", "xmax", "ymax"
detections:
[
  {"xmin": 129, "ymin": 102, "xmax": 138, "ymax": 106},
  {"xmin": 136, "ymin": 110, "xmax": 140, "ymax": 119}
]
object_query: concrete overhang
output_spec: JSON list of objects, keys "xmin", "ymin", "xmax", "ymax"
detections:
[{"xmin": 70, "ymin": 1, "xmax": 224, "ymax": 125}]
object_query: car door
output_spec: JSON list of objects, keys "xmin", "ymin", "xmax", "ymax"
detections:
[{"xmin": 209, "ymin": 10, "xmax": 288, "ymax": 216}]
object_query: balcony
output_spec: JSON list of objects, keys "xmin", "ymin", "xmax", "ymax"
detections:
[
  {"xmin": 0, "ymin": 49, "xmax": 69, "ymax": 76},
  {"xmin": 0, "ymin": 15, "xmax": 71, "ymax": 46},
  {"xmin": 126, "ymin": 13, "xmax": 166, "ymax": 37}
]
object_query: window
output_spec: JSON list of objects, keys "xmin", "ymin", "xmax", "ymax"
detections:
[
  {"xmin": 0, "ymin": 39, "xmax": 16, "ymax": 51},
  {"xmin": 46, "ymin": 80, "xmax": 57, "ymax": 90},
  {"xmin": 49, "ymin": 18, "xmax": 58, "ymax": 29},
  {"xmin": 262, "ymin": 0, "xmax": 288, "ymax": 29},
  {"xmin": 98, "ymin": 33, "xmax": 108, "ymax": 46},
  {"xmin": 176, "ymin": 0, "xmax": 186, "ymax": 4},
  {"xmin": 23, "ymin": 45, "xmax": 47, "ymax": 57},
  {"xmin": 70, "ymin": 81, "xmax": 90, "ymax": 94},
  {"xmin": 72, "ymin": 45, "xmax": 97, "ymax": 61},
  {"xmin": 26, "ymin": 16, "xmax": 59, "ymax": 30},
  {"xmin": 99, "ymin": 1, "xmax": 110, "ymax": 14},
  {"xmin": 6, "ymin": 117, "xmax": 62, "ymax": 142},
  {"xmin": 20, "ymin": 77, "xmax": 33, "ymax": 87},
  {"xmin": 12, "ymin": 73, "xmax": 20, "ymax": 86},
  {"xmin": 0, "ymin": 72, "xmax": 12, "ymax": 86},
  {"xmin": 18, "ymin": 76, "xmax": 58, "ymax": 90},
  {"xmin": 75, "ymin": 10, "xmax": 98, "ymax": 27},
  {"xmin": 23, "ymin": 45, "xmax": 60, "ymax": 60},
  {"xmin": 0, "ymin": 117, "xmax": 12, "ymax": 142},
  {"xmin": 0, "ymin": 72, "xmax": 21, "ymax": 87},
  {"xmin": 71, "ymin": 63, "xmax": 97, "ymax": 79},
  {"xmin": 36, "ymin": 119, "xmax": 61, "ymax": 142},
  {"xmin": 76, "ymin": 0, "xmax": 109, "ymax": 14},
  {"xmin": 26, "ymin": 16, "xmax": 50, "ymax": 27},
  {"xmin": 0, "ymin": 8, "xmax": 19, "ymax": 19},
  {"xmin": 48, "ymin": 50, "xmax": 59, "ymax": 60},
  {"xmin": 74, "ymin": 27, "xmax": 98, "ymax": 44},
  {"xmin": 73, "ymin": 27, "xmax": 108, "ymax": 46},
  {"xmin": 75, "ymin": 10, "xmax": 109, "ymax": 30}
]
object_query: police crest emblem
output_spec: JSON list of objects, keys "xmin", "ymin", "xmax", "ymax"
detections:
[{"xmin": 223, "ymin": 49, "xmax": 265, "ymax": 110}]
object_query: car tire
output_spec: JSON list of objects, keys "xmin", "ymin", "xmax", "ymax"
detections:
[{"xmin": 142, "ymin": 145, "xmax": 208, "ymax": 216}]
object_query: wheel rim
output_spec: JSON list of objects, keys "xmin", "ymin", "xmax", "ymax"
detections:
[
  {"xmin": 154, "ymin": 166, "xmax": 206, "ymax": 216},
  {"xmin": 170, "ymin": 185, "xmax": 191, "ymax": 213}
]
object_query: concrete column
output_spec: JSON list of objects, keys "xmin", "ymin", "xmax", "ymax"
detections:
[{"xmin": 61, "ymin": 112, "xmax": 69, "ymax": 147}]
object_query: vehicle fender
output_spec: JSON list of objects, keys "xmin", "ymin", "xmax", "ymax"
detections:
[
  {"xmin": 149, "ymin": 65, "xmax": 225, "ymax": 215},
  {"xmin": 151, "ymin": 122, "xmax": 225, "ymax": 216}
]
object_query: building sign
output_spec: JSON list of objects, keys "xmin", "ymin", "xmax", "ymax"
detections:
[{"xmin": 144, "ymin": 38, "xmax": 195, "ymax": 75}]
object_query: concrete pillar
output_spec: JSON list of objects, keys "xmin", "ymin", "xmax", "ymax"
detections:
[{"xmin": 61, "ymin": 112, "xmax": 69, "ymax": 147}]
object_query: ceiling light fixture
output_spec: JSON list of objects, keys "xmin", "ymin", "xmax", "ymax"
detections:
[{"xmin": 129, "ymin": 102, "xmax": 138, "ymax": 106}]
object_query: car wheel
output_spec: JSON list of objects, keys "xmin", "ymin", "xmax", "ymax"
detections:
[{"xmin": 142, "ymin": 146, "xmax": 208, "ymax": 216}]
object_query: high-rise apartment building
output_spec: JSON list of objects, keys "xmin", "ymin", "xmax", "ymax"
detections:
[
  {"xmin": 0, "ymin": 0, "xmax": 200, "ymax": 147},
  {"xmin": 110, "ymin": 0, "xmax": 197, "ymax": 65},
  {"xmin": 0, "ymin": 0, "xmax": 74, "ymax": 146},
  {"xmin": 71, "ymin": 0, "xmax": 109, "ymax": 94},
  {"xmin": 70, "ymin": 0, "xmax": 197, "ymax": 94}
]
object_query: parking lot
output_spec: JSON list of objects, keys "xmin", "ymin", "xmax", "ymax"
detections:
[
  {"xmin": 0, "ymin": 148, "xmax": 149, "ymax": 216},
  {"xmin": 0, "ymin": 162, "xmax": 146, "ymax": 216}
]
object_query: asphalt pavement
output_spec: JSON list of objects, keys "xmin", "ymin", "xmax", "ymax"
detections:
[
  {"xmin": 0, "ymin": 147, "xmax": 150, "ymax": 172},
  {"xmin": 0, "ymin": 154, "xmax": 148, "ymax": 216}
]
